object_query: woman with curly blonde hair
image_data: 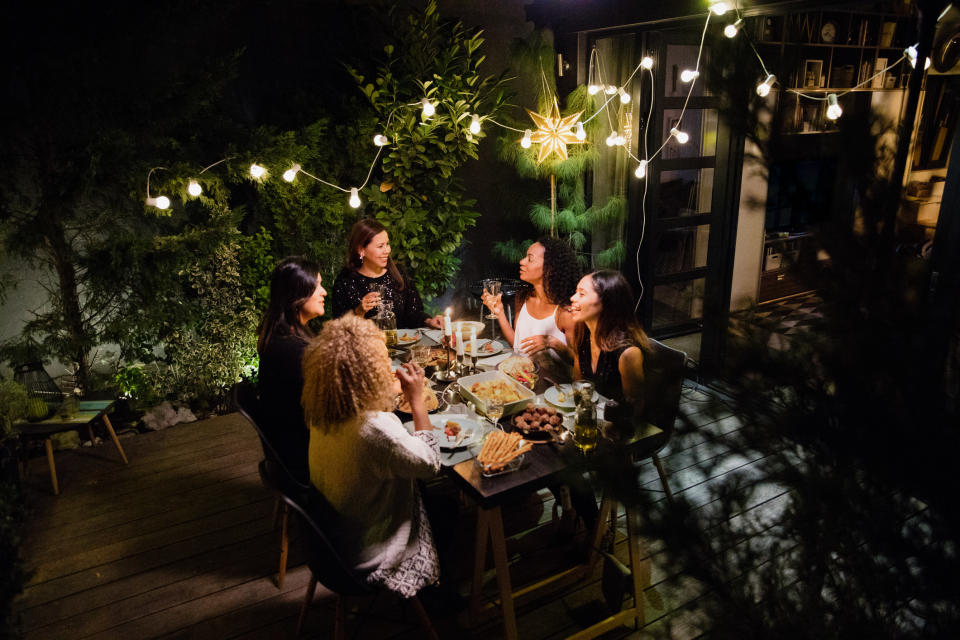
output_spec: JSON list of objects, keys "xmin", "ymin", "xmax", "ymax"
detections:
[{"xmin": 301, "ymin": 314, "xmax": 441, "ymax": 598}]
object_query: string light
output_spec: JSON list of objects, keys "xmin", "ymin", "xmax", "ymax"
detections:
[
  {"xmin": 469, "ymin": 114, "xmax": 482, "ymax": 134},
  {"xmin": 725, "ymin": 18, "xmax": 743, "ymax": 38},
  {"xmin": 373, "ymin": 134, "xmax": 389, "ymax": 146},
  {"xmin": 604, "ymin": 85, "xmax": 618, "ymax": 95},
  {"xmin": 282, "ymin": 164, "xmax": 301, "ymax": 182},
  {"xmin": 614, "ymin": 134, "xmax": 626, "ymax": 146},
  {"xmin": 187, "ymin": 180, "xmax": 202, "ymax": 197},
  {"xmin": 348, "ymin": 187, "xmax": 362, "ymax": 208},
  {"xmin": 634, "ymin": 160, "xmax": 647, "ymax": 179},
  {"xmin": 521, "ymin": 129, "xmax": 532, "ymax": 148},
  {"xmin": 826, "ymin": 93, "xmax": 843, "ymax": 120},
  {"xmin": 605, "ymin": 132, "xmax": 617, "ymax": 146},
  {"xmin": 756, "ymin": 74, "xmax": 776, "ymax": 97},
  {"xmin": 146, "ymin": 196, "xmax": 170, "ymax": 210},
  {"xmin": 588, "ymin": 84, "xmax": 601, "ymax": 95},
  {"xmin": 641, "ymin": 56, "xmax": 654, "ymax": 70},
  {"xmin": 680, "ymin": 69, "xmax": 699, "ymax": 83},
  {"xmin": 906, "ymin": 44, "xmax": 931, "ymax": 69},
  {"xmin": 575, "ymin": 122, "xmax": 586, "ymax": 140},
  {"xmin": 249, "ymin": 163, "xmax": 266, "ymax": 179},
  {"xmin": 421, "ymin": 97, "xmax": 435, "ymax": 118},
  {"xmin": 670, "ymin": 127, "xmax": 689, "ymax": 144},
  {"xmin": 618, "ymin": 87, "xmax": 631, "ymax": 104},
  {"xmin": 709, "ymin": 2, "xmax": 730, "ymax": 15}
]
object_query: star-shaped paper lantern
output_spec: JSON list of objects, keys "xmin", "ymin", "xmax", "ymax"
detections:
[{"xmin": 526, "ymin": 99, "xmax": 584, "ymax": 164}]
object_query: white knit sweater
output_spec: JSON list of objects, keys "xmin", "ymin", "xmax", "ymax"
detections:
[{"xmin": 308, "ymin": 411, "xmax": 441, "ymax": 597}]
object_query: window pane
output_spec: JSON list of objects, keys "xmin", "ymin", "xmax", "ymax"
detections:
[
  {"xmin": 658, "ymin": 168, "xmax": 714, "ymax": 218},
  {"xmin": 654, "ymin": 225, "xmax": 711, "ymax": 275},
  {"xmin": 651, "ymin": 278, "xmax": 706, "ymax": 330},
  {"xmin": 662, "ymin": 108, "xmax": 717, "ymax": 159}
]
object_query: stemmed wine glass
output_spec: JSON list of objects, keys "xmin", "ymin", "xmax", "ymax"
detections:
[
  {"xmin": 485, "ymin": 399, "xmax": 504, "ymax": 431},
  {"xmin": 483, "ymin": 279, "xmax": 501, "ymax": 319}
]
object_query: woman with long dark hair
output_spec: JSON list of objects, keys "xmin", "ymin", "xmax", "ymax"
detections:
[
  {"xmin": 481, "ymin": 236, "xmax": 580, "ymax": 356},
  {"xmin": 331, "ymin": 218, "xmax": 443, "ymax": 329},
  {"xmin": 569, "ymin": 270, "xmax": 650, "ymax": 408},
  {"xmin": 256, "ymin": 256, "xmax": 326, "ymax": 482}
]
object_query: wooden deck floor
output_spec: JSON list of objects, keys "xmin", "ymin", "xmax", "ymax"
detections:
[{"xmin": 14, "ymin": 386, "xmax": 785, "ymax": 639}]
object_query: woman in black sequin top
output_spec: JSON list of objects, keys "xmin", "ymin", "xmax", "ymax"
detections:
[
  {"xmin": 331, "ymin": 219, "xmax": 443, "ymax": 329},
  {"xmin": 569, "ymin": 270, "xmax": 650, "ymax": 409}
]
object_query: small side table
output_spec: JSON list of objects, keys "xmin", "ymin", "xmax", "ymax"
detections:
[{"xmin": 15, "ymin": 400, "xmax": 129, "ymax": 495}]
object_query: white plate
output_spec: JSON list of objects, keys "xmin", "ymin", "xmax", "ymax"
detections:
[
  {"xmin": 463, "ymin": 339, "xmax": 503, "ymax": 357},
  {"xmin": 457, "ymin": 370, "xmax": 536, "ymax": 417},
  {"xmin": 543, "ymin": 384, "xmax": 599, "ymax": 410},
  {"xmin": 453, "ymin": 320, "xmax": 485, "ymax": 336},
  {"xmin": 403, "ymin": 415, "xmax": 484, "ymax": 449},
  {"xmin": 395, "ymin": 330, "xmax": 420, "ymax": 346}
]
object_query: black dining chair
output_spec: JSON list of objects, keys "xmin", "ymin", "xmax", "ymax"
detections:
[
  {"xmin": 636, "ymin": 338, "xmax": 687, "ymax": 502},
  {"xmin": 233, "ymin": 381, "xmax": 311, "ymax": 589},
  {"xmin": 291, "ymin": 490, "xmax": 439, "ymax": 640}
]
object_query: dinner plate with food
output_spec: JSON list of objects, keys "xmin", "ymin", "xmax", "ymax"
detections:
[
  {"xmin": 401, "ymin": 414, "xmax": 482, "ymax": 449},
  {"xmin": 395, "ymin": 386, "xmax": 443, "ymax": 416},
  {"xmin": 509, "ymin": 403, "xmax": 567, "ymax": 443},
  {"xmin": 496, "ymin": 355, "xmax": 538, "ymax": 388},
  {"xmin": 476, "ymin": 429, "xmax": 531, "ymax": 477},
  {"xmin": 543, "ymin": 384, "xmax": 599, "ymax": 410},
  {"xmin": 463, "ymin": 339, "xmax": 503, "ymax": 357},
  {"xmin": 395, "ymin": 330, "xmax": 421, "ymax": 346}
]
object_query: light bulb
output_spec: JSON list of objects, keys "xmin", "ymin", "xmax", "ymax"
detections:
[
  {"xmin": 680, "ymin": 69, "xmax": 699, "ymax": 83},
  {"xmin": 605, "ymin": 132, "xmax": 616, "ymax": 147},
  {"xmin": 641, "ymin": 56, "xmax": 654, "ymax": 70},
  {"xmin": 826, "ymin": 94, "xmax": 842, "ymax": 120},
  {"xmin": 634, "ymin": 160, "xmax": 647, "ymax": 179},
  {"xmin": 282, "ymin": 163, "xmax": 301, "ymax": 182},
  {"xmin": 187, "ymin": 180, "xmax": 202, "ymax": 197},
  {"xmin": 588, "ymin": 84, "xmax": 601, "ymax": 95},
  {"xmin": 710, "ymin": 2, "xmax": 729, "ymax": 15},
  {"xmin": 373, "ymin": 134, "xmax": 389, "ymax": 146},
  {"xmin": 756, "ymin": 74, "xmax": 776, "ymax": 97},
  {"xmin": 469, "ymin": 114, "xmax": 481, "ymax": 134},
  {"xmin": 614, "ymin": 134, "xmax": 626, "ymax": 146},
  {"xmin": 725, "ymin": 18, "xmax": 743, "ymax": 38},
  {"xmin": 348, "ymin": 187, "xmax": 361, "ymax": 208},
  {"xmin": 618, "ymin": 87, "xmax": 631, "ymax": 103},
  {"xmin": 605, "ymin": 85, "xmax": 618, "ymax": 95},
  {"xmin": 906, "ymin": 44, "xmax": 932, "ymax": 69},
  {"xmin": 521, "ymin": 129, "xmax": 532, "ymax": 149},
  {"xmin": 575, "ymin": 122, "xmax": 586, "ymax": 141},
  {"xmin": 670, "ymin": 127, "xmax": 689, "ymax": 144},
  {"xmin": 249, "ymin": 163, "xmax": 266, "ymax": 179},
  {"xmin": 145, "ymin": 195, "xmax": 172, "ymax": 210},
  {"xmin": 421, "ymin": 97, "xmax": 435, "ymax": 117}
]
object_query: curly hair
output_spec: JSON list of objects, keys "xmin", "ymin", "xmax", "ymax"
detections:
[
  {"xmin": 518, "ymin": 236, "xmax": 581, "ymax": 308},
  {"xmin": 301, "ymin": 314, "xmax": 396, "ymax": 432}
]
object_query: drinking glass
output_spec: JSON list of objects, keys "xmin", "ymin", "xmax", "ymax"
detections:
[
  {"xmin": 485, "ymin": 399, "xmax": 504, "ymax": 429},
  {"xmin": 369, "ymin": 282, "xmax": 389, "ymax": 313},
  {"xmin": 574, "ymin": 403, "xmax": 598, "ymax": 453},
  {"xmin": 411, "ymin": 345, "xmax": 431, "ymax": 368},
  {"xmin": 483, "ymin": 279, "xmax": 501, "ymax": 319},
  {"xmin": 377, "ymin": 300, "xmax": 397, "ymax": 347}
]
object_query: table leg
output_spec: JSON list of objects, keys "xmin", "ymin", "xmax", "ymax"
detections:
[
  {"xmin": 101, "ymin": 414, "xmax": 129, "ymax": 465},
  {"xmin": 625, "ymin": 505, "xmax": 648, "ymax": 628},
  {"xmin": 487, "ymin": 506, "xmax": 518, "ymax": 640},
  {"xmin": 586, "ymin": 496, "xmax": 613, "ymax": 568},
  {"xmin": 43, "ymin": 438, "xmax": 59, "ymax": 495},
  {"xmin": 470, "ymin": 507, "xmax": 491, "ymax": 622}
]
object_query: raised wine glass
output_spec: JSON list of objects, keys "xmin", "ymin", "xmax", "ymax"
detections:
[{"xmin": 483, "ymin": 279, "xmax": 501, "ymax": 320}]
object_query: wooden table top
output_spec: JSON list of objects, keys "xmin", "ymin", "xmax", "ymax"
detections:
[{"xmin": 15, "ymin": 399, "xmax": 115, "ymax": 436}]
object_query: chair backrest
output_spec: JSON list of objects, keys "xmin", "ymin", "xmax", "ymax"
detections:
[
  {"xmin": 233, "ymin": 381, "xmax": 311, "ymax": 492},
  {"xmin": 285, "ymin": 488, "xmax": 375, "ymax": 597},
  {"xmin": 640, "ymin": 339, "xmax": 687, "ymax": 437}
]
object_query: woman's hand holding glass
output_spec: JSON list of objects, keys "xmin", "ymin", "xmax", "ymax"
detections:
[
  {"xmin": 395, "ymin": 362, "xmax": 432, "ymax": 430},
  {"xmin": 481, "ymin": 290, "xmax": 503, "ymax": 317},
  {"xmin": 359, "ymin": 291, "xmax": 380, "ymax": 315}
]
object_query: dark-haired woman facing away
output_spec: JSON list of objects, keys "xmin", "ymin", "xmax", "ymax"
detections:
[
  {"xmin": 256, "ymin": 256, "xmax": 326, "ymax": 483},
  {"xmin": 331, "ymin": 218, "xmax": 443, "ymax": 329},
  {"xmin": 569, "ymin": 270, "xmax": 649, "ymax": 410}
]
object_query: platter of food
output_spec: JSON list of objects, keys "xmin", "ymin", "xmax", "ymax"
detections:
[
  {"xmin": 457, "ymin": 371, "xmax": 536, "ymax": 417},
  {"xmin": 395, "ymin": 330, "xmax": 420, "ymax": 346},
  {"xmin": 509, "ymin": 403, "xmax": 567, "ymax": 443},
  {"xmin": 497, "ymin": 355, "xmax": 538, "ymax": 388},
  {"xmin": 395, "ymin": 386, "xmax": 442, "ymax": 415},
  {"xmin": 463, "ymin": 339, "xmax": 503, "ymax": 357},
  {"xmin": 453, "ymin": 320, "xmax": 485, "ymax": 336},
  {"xmin": 476, "ymin": 430, "xmax": 532, "ymax": 476}
]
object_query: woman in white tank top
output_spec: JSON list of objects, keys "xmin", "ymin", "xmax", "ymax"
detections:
[{"xmin": 482, "ymin": 237, "xmax": 580, "ymax": 356}]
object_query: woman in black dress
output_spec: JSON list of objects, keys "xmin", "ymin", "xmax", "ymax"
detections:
[
  {"xmin": 331, "ymin": 218, "xmax": 443, "ymax": 329},
  {"xmin": 256, "ymin": 256, "xmax": 326, "ymax": 483},
  {"xmin": 569, "ymin": 270, "xmax": 649, "ymax": 410}
]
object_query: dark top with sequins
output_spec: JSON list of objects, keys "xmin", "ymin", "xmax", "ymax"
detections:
[
  {"xmin": 576, "ymin": 330, "xmax": 629, "ymax": 402},
  {"xmin": 257, "ymin": 331, "xmax": 310, "ymax": 484},
  {"xmin": 331, "ymin": 267, "xmax": 429, "ymax": 329}
]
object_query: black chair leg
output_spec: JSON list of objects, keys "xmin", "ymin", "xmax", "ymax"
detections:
[
  {"xmin": 651, "ymin": 454, "xmax": 674, "ymax": 504},
  {"xmin": 297, "ymin": 572, "xmax": 318, "ymax": 636},
  {"xmin": 408, "ymin": 595, "xmax": 440, "ymax": 640},
  {"xmin": 276, "ymin": 503, "xmax": 289, "ymax": 588},
  {"xmin": 334, "ymin": 595, "xmax": 347, "ymax": 640}
]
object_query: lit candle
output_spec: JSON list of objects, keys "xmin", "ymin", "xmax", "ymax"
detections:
[
  {"xmin": 444, "ymin": 308, "xmax": 452, "ymax": 337},
  {"xmin": 470, "ymin": 328, "xmax": 477, "ymax": 357},
  {"xmin": 456, "ymin": 325, "xmax": 464, "ymax": 356}
]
